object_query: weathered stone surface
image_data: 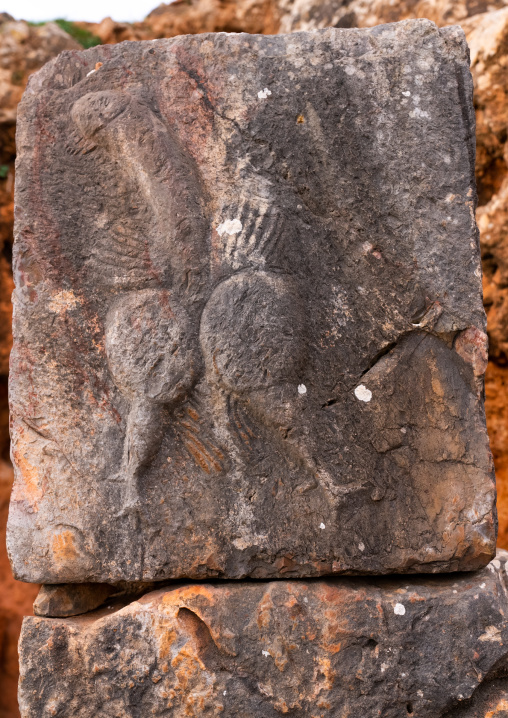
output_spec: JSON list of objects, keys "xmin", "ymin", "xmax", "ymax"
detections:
[
  {"xmin": 33, "ymin": 583, "xmax": 115, "ymax": 617},
  {"xmin": 8, "ymin": 21, "xmax": 495, "ymax": 583},
  {"xmin": 18, "ymin": 551, "xmax": 508, "ymax": 717}
]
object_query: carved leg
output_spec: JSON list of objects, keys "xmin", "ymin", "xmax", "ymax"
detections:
[{"xmin": 118, "ymin": 398, "xmax": 166, "ymax": 515}]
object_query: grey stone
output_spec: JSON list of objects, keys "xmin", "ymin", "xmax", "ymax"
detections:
[
  {"xmin": 18, "ymin": 551, "xmax": 508, "ymax": 717},
  {"xmin": 8, "ymin": 20, "xmax": 495, "ymax": 582},
  {"xmin": 33, "ymin": 583, "xmax": 115, "ymax": 617}
]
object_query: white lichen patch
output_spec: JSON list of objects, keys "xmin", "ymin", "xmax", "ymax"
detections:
[
  {"xmin": 217, "ymin": 218, "xmax": 243, "ymax": 237},
  {"xmin": 257, "ymin": 88, "xmax": 272, "ymax": 99},
  {"xmin": 479, "ymin": 625, "xmax": 503, "ymax": 643},
  {"xmin": 298, "ymin": 384, "xmax": 307, "ymax": 395},
  {"xmin": 48, "ymin": 290, "xmax": 81, "ymax": 314},
  {"xmin": 394, "ymin": 603, "xmax": 406, "ymax": 616},
  {"xmin": 354, "ymin": 384, "xmax": 372, "ymax": 402}
]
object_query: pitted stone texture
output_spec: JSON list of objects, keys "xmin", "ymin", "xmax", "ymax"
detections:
[
  {"xmin": 8, "ymin": 21, "xmax": 495, "ymax": 582},
  {"xmin": 18, "ymin": 552, "xmax": 508, "ymax": 717}
]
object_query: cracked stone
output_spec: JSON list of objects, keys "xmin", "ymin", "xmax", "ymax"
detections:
[{"xmin": 18, "ymin": 551, "xmax": 508, "ymax": 717}]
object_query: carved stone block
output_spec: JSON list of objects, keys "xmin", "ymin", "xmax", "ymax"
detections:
[
  {"xmin": 8, "ymin": 20, "xmax": 496, "ymax": 582},
  {"xmin": 18, "ymin": 551, "xmax": 508, "ymax": 717}
]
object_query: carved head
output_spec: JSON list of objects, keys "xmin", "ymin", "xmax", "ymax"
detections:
[{"xmin": 71, "ymin": 91, "xmax": 130, "ymax": 140}]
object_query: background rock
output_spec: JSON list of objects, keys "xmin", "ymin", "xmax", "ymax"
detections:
[{"xmin": 18, "ymin": 551, "xmax": 508, "ymax": 717}]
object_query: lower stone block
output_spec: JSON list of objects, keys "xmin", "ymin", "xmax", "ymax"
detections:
[{"xmin": 19, "ymin": 552, "xmax": 508, "ymax": 717}]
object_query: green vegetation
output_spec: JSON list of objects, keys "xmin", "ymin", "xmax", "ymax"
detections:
[
  {"xmin": 28, "ymin": 19, "xmax": 101, "ymax": 48},
  {"xmin": 0, "ymin": 166, "xmax": 9, "ymax": 179}
]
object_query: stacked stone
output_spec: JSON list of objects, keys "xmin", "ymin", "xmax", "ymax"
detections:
[{"xmin": 8, "ymin": 19, "xmax": 507, "ymax": 716}]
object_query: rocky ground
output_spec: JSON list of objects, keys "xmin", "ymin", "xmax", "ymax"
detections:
[{"xmin": 2, "ymin": 1, "xmax": 508, "ymax": 714}]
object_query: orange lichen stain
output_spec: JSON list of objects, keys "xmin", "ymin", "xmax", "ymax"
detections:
[
  {"xmin": 11, "ymin": 431, "xmax": 45, "ymax": 511},
  {"xmin": 186, "ymin": 407, "xmax": 200, "ymax": 422},
  {"xmin": 52, "ymin": 530, "xmax": 79, "ymax": 565},
  {"xmin": 317, "ymin": 697, "xmax": 331, "ymax": 709},
  {"xmin": 183, "ymin": 434, "xmax": 222, "ymax": 473},
  {"xmin": 317, "ymin": 583, "xmax": 347, "ymax": 606},
  {"xmin": 321, "ymin": 639, "xmax": 342, "ymax": 654},
  {"xmin": 429, "ymin": 357, "xmax": 445, "ymax": 398},
  {"xmin": 409, "ymin": 594, "xmax": 425, "ymax": 604},
  {"xmin": 183, "ymin": 439, "xmax": 212, "ymax": 473},
  {"xmin": 486, "ymin": 700, "xmax": 508, "ymax": 717},
  {"xmin": 162, "ymin": 585, "xmax": 215, "ymax": 609},
  {"xmin": 256, "ymin": 591, "xmax": 274, "ymax": 629},
  {"xmin": 155, "ymin": 625, "xmax": 177, "ymax": 661},
  {"xmin": 274, "ymin": 699, "xmax": 291, "ymax": 713},
  {"xmin": 315, "ymin": 656, "xmax": 334, "ymax": 691}
]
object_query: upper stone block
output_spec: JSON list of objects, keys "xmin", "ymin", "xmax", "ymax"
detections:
[{"xmin": 8, "ymin": 20, "xmax": 496, "ymax": 583}]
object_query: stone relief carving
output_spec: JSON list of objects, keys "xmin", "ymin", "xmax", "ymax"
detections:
[
  {"xmin": 71, "ymin": 90, "xmax": 208, "ymax": 514},
  {"xmin": 8, "ymin": 28, "xmax": 496, "ymax": 581}
]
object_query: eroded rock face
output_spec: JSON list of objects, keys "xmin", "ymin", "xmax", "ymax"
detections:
[
  {"xmin": 18, "ymin": 551, "xmax": 508, "ymax": 717},
  {"xmin": 8, "ymin": 22, "xmax": 496, "ymax": 583}
]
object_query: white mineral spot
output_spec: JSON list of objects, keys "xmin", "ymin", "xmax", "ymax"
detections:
[
  {"xmin": 262, "ymin": 650, "xmax": 270, "ymax": 657},
  {"xmin": 258, "ymin": 88, "xmax": 272, "ymax": 99},
  {"xmin": 354, "ymin": 384, "xmax": 372, "ymax": 402},
  {"xmin": 217, "ymin": 218, "xmax": 242, "ymax": 236},
  {"xmin": 303, "ymin": 596, "xmax": 308, "ymax": 603},
  {"xmin": 410, "ymin": 107, "xmax": 430, "ymax": 120},
  {"xmin": 453, "ymin": 590, "xmax": 457, "ymax": 594},
  {"xmin": 358, "ymin": 542, "xmax": 365, "ymax": 552},
  {"xmin": 479, "ymin": 625, "xmax": 502, "ymax": 643},
  {"xmin": 394, "ymin": 603, "xmax": 406, "ymax": 616},
  {"xmin": 417, "ymin": 690, "xmax": 424, "ymax": 698},
  {"xmin": 319, "ymin": 522, "xmax": 326, "ymax": 530},
  {"xmin": 492, "ymin": 558, "xmax": 501, "ymax": 570},
  {"xmin": 298, "ymin": 384, "xmax": 307, "ymax": 395},
  {"xmin": 345, "ymin": 66, "xmax": 355, "ymax": 75},
  {"xmin": 86, "ymin": 69, "xmax": 96, "ymax": 77},
  {"xmin": 223, "ymin": 690, "xmax": 227, "ymax": 695},
  {"xmin": 381, "ymin": 662, "xmax": 389, "ymax": 673},
  {"xmin": 402, "ymin": 90, "xmax": 411, "ymax": 96},
  {"xmin": 480, "ymin": 582, "xmax": 486, "ymax": 589}
]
